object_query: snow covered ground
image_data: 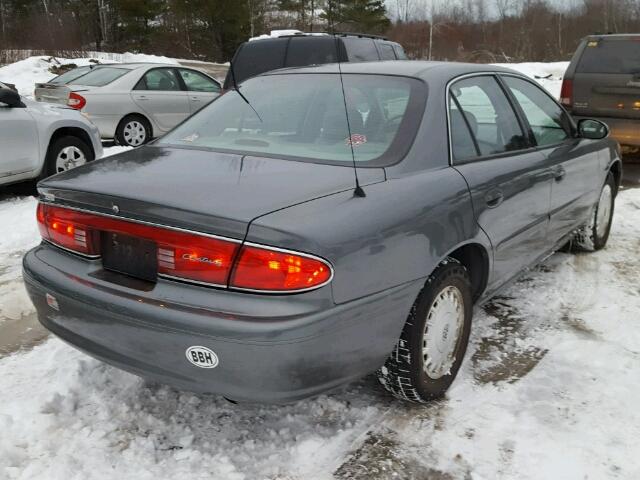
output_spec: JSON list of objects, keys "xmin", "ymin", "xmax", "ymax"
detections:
[
  {"xmin": 1, "ymin": 186, "xmax": 639, "ymax": 479},
  {"xmin": 1, "ymin": 58, "xmax": 639, "ymax": 479}
]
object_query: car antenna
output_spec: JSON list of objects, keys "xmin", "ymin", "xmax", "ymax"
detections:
[
  {"xmin": 333, "ymin": 36, "xmax": 366, "ymax": 198},
  {"xmin": 229, "ymin": 60, "xmax": 262, "ymax": 122}
]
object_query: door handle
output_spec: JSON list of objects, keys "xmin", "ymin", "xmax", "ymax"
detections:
[
  {"xmin": 135, "ymin": 95, "xmax": 148, "ymax": 100},
  {"xmin": 553, "ymin": 166, "xmax": 566, "ymax": 182},
  {"xmin": 485, "ymin": 189, "xmax": 504, "ymax": 208},
  {"xmin": 191, "ymin": 96, "xmax": 200, "ymax": 101}
]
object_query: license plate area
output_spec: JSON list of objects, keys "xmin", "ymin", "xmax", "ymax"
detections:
[{"xmin": 101, "ymin": 232, "xmax": 158, "ymax": 282}]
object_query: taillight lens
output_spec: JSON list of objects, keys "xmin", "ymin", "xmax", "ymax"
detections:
[
  {"xmin": 560, "ymin": 79, "xmax": 573, "ymax": 108},
  {"xmin": 37, "ymin": 203, "xmax": 99, "ymax": 255},
  {"xmin": 230, "ymin": 244, "xmax": 332, "ymax": 292},
  {"xmin": 67, "ymin": 92, "xmax": 86, "ymax": 110},
  {"xmin": 37, "ymin": 203, "xmax": 333, "ymax": 292}
]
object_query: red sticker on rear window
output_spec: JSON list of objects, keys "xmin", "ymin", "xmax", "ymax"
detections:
[{"xmin": 345, "ymin": 134, "xmax": 367, "ymax": 147}]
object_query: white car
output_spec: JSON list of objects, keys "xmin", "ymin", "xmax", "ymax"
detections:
[
  {"xmin": 0, "ymin": 81, "xmax": 103, "ymax": 186},
  {"xmin": 35, "ymin": 63, "xmax": 222, "ymax": 146}
]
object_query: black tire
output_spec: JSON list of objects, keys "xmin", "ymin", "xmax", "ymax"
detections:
[
  {"xmin": 41, "ymin": 135, "xmax": 94, "ymax": 179},
  {"xmin": 115, "ymin": 114, "xmax": 152, "ymax": 147},
  {"xmin": 567, "ymin": 173, "xmax": 616, "ymax": 252},
  {"xmin": 377, "ymin": 258, "xmax": 473, "ymax": 403},
  {"xmin": 591, "ymin": 173, "xmax": 616, "ymax": 250}
]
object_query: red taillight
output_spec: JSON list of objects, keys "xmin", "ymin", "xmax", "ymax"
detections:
[
  {"xmin": 230, "ymin": 244, "xmax": 332, "ymax": 292},
  {"xmin": 560, "ymin": 79, "xmax": 573, "ymax": 108},
  {"xmin": 37, "ymin": 203, "xmax": 332, "ymax": 292},
  {"xmin": 37, "ymin": 203, "xmax": 98, "ymax": 255},
  {"xmin": 67, "ymin": 92, "xmax": 86, "ymax": 110}
]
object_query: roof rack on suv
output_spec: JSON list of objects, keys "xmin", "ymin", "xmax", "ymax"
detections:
[{"xmin": 330, "ymin": 32, "xmax": 389, "ymax": 40}]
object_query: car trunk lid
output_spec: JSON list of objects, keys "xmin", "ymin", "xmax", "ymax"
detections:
[{"xmin": 37, "ymin": 145, "xmax": 385, "ymax": 240}]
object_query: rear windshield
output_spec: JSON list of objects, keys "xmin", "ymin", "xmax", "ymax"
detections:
[
  {"xmin": 69, "ymin": 67, "xmax": 130, "ymax": 86},
  {"xmin": 159, "ymin": 73, "xmax": 426, "ymax": 167},
  {"xmin": 50, "ymin": 66, "xmax": 93, "ymax": 85},
  {"xmin": 577, "ymin": 38, "xmax": 640, "ymax": 74}
]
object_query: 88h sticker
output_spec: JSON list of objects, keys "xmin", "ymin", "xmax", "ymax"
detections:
[{"xmin": 185, "ymin": 346, "xmax": 219, "ymax": 369}]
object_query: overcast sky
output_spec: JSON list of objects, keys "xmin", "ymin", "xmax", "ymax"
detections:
[{"xmin": 384, "ymin": 0, "xmax": 585, "ymax": 21}]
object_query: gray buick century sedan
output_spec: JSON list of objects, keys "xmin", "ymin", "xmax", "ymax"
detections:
[{"xmin": 23, "ymin": 61, "xmax": 622, "ymax": 403}]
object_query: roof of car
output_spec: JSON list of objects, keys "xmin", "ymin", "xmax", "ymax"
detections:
[
  {"xmin": 264, "ymin": 60, "xmax": 524, "ymax": 80},
  {"xmin": 95, "ymin": 63, "xmax": 178, "ymax": 70}
]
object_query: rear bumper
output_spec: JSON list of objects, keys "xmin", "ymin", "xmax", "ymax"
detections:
[
  {"xmin": 23, "ymin": 244, "xmax": 421, "ymax": 403},
  {"xmin": 573, "ymin": 115, "xmax": 640, "ymax": 147}
]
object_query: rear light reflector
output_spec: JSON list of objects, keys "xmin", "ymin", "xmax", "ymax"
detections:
[
  {"xmin": 230, "ymin": 244, "xmax": 332, "ymax": 292},
  {"xmin": 67, "ymin": 92, "xmax": 86, "ymax": 110},
  {"xmin": 37, "ymin": 203, "xmax": 333, "ymax": 292},
  {"xmin": 560, "ymin": 79, "xmax": 573, "ymax": 108}
]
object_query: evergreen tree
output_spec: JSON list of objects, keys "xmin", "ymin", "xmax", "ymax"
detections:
[{"xmin": 322, "ymin": 0, "xmax": 389, "ymax": 34}]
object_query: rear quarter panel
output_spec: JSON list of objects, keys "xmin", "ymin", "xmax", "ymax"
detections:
[{"xmin": 246, "ymin": 166, "xmax": 486, "ymax": 304}]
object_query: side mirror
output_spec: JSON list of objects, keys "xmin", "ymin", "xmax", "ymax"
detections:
[
  {"xmin": 0, "ymin": 87, "xmax": 25, "ymax": 108},
  {"xmin": 578, "ymin": 118, "xmax": 609, "ymax": 140}
]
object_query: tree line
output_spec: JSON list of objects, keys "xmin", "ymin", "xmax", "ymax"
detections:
[
  {"xmin": 388, "ymin": 0, "xmax": 640, "ymax": 62},
  {"xmin": 0, "ymin": 0, "xmax": 389, "ymax": 62},
  {"xmin": 1, "ymin": 0, "xmax": 640, "ymax": 63}
]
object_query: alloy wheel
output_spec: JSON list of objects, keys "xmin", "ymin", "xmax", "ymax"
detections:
[{"xmin": 55, "ymin": 146, "xmax": 87, "ymax": 173}]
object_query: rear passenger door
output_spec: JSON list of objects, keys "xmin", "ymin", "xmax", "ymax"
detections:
[
  {"xmin": 449, "ymin": 74, "xmax": 553, "ymax": 289},
  {"xmin": 132, "ymin": 67, "xmax": 190, "ymax": 133},
  {"xmin": 501, "ymin": 75, "xmax": 601, "ymax": 243},
  {"xmin": 177, "ymin": 69, "xmax": 221, "ymax": 113}
]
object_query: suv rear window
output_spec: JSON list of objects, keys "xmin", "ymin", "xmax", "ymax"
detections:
[
  {"xmin": 577, "ymin": 38, "xmax": 640, "ymax": 74},
  {"xmin": 286, "ymin": 37, "xmax": 338, "ymax": 67},
  {"xmin": 69, "ymin": 67, "xmax": 130, "ymax": 86},
  {"xmin": 159, "ymin": 74, "xmax": 426, "ymax": 167},
  {"xmin": 233, "ymin": 39, "xmax": 287, "ymax": 85}
]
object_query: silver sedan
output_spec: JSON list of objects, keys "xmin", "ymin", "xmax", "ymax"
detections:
[{"xmin": 35, "ymin": 64, "xmax": 221, "ymax": 146}]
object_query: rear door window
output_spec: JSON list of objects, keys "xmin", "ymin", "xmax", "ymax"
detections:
[
  {"xmin": 577, "ymin": 38, "xmax": 640, "ymax": 74},
  {"xmin": 451, "ymin": 75, "xmax": 528, "ymax": 157},
  {"xmin": 503, "ymin": 76, "xmax": 570, "ymax": 147},
  {"xmin": 393, "ymin": 45, "xmax": 408, "ymax": 60},
  {"xmin": 449, "ymin": 94, "xmax": 479, "ymax": 161},
  {"xmin": 285, "ymin": 37, "xmax": 339, "ymax": 67},
  {"xmin": 68, "ymin": 67, "xmax": 130, "ymax": 86},
  {"xmin": 378, "ymin": 43, "xmax": 397, "ymax": 61},
  {"xmin": 178, "ymin": 69, "xmax": 220, "ymax": 92},
  {"xmin": 342, "ymin": 38, "xmax": 380, "ymax": 62},
  {"xmin": 136, "ymin": 68, "xmax": 181, "ymax": 91}
]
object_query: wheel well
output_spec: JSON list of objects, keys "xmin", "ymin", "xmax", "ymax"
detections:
[
  {"xmin": 48, "ymin": 127, "xmax": 95, "ymax": 158},
  {"xmin": 118, "ymin": 113, "xmax": 153, "ymax": 138},
  {"xmin": 447, "ymin": 243, "xmax": 489, "ymax": 303},
  {"xmin": 609, "ymin": 160, "xmax": 622, "ymax": 195}
]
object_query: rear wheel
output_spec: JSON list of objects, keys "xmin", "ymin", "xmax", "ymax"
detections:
[
  {"xmin": 115, "ymin": 115, "xmax": 151, "ymax": 147},
  {"xmin": 567, "ymin": 173, "xmax": 616, "ymax": 252},
  {"xmin": 377, "ymin": 258, "xmax": 473, "ymax": 403},
  {"xmin": 591, "ymin": 173, "xmax": 616, "ymax": 250},
  {"xmin": 42, "ymin": 135, "xmax": 93, "ymax": 179}
]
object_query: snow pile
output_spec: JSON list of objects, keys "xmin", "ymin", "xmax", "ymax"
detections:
[
  {"xmin": 0, "ymin": 197, "xmax": 39, "ymax": 323},
  {"xmin": 249, "ymin": 29, "xmax": 305, "ymax": 41},
  {"xmin": 0, "ymin": 53, "xmax": 178, "ymax": 97},
  {"xmin": 495, "ymin": 61, "xmax": 570, "ymax": 99},
  {"xmin": 1, "ymin": 185, "xmax": 640, "ymax": 478}
]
